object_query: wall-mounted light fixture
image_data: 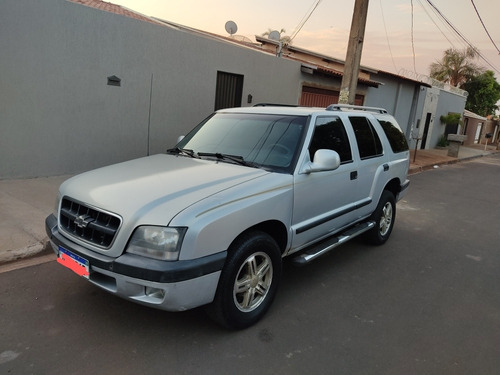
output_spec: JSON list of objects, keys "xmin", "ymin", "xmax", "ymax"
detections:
[
  {"xmin": 247, "ymin": 94, "xmax": 253, "ymax": 104},
  {"xmin": 301, "ymin": 64, "xmax": 315, "ymax": 75},
  {"xmin": 107, "ymin": 75, "xmax": 121, "ymax": 87}
]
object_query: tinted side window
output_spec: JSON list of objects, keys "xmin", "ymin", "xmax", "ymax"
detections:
[
  {"xmin": 349, "ymin": 116, "xmax": 383, "ymax": 159},
  {"xmin": 377, "ymin": 118, "xmax": 409, "ymax": 153},
  {"xmin": 309, "ymin": 116, "xmax": 352, "ymax": 163}
]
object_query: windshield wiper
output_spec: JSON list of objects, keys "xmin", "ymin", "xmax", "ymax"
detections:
[
  {"xmin": 197, "ymin": 152, "xmax": 256, "ymax": 167},
  {"xmin": 166, "ymin": 147, "xmax": 199, "ymax": 158}
]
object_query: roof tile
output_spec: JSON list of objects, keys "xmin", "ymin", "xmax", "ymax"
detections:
[{"xmin": 68, "ymin": 0, "xmax": 164, "ymax": 26}]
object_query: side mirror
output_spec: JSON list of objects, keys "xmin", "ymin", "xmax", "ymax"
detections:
[{"xmin": 303, "ymin": 149, "xmax": 341, "ymax": 174}]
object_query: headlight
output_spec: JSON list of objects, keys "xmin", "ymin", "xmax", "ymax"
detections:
[{"xmin": 126, "ymin": 226, "xmax": 186, "ymax": 261}]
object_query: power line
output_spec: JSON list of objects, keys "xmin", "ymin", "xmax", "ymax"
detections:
[
  {"xmin": 424, "ymin": 0, "xmax": 500, "ymax": 74},
  {"xmin": 470, "ymin": 0, "xmax": 500, "ymax": 55},
  {"xmin": 379, "ymin": 0, "xmax": 398, "ymax": 72},
  {"xmin": 415, "ymin": 0, "xmax": 457, "ymax": 49},
  {"xmin": 289, "ymin": 0, "xmax": 323, "ymax": 42},
  {"xmin": 424, "ymin": 0, "xmax": 472, "ymax": 50},
  {"xmin": 410, "ymin": 0, "xmax": 417, "ymax": 72}
]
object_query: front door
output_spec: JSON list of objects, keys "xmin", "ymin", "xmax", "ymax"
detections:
[
  {"xmin": 474, "ymin": 123, "xmax": 483, "ymax": 143},
  {"xmin": 292, "ymin": 116, "xmax": 358, "ymax": 251},
  {"xmin": 421, "ymin": 113, "xmax": 432, "ymax": 149}
]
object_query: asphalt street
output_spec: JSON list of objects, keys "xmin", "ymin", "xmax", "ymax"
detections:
[{"xmin": 1, "ymin": 155, "xmax": 500, "ymax": 374}]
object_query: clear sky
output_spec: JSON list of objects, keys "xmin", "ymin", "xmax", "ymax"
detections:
[{"xmin": 112, "ymin": 0, "xmax": 499, "ymax": 79}]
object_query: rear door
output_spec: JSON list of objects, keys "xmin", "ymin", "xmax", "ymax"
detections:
[
  {"xmin": 291, "ymin": 115, "xmax": 359, "ymax": 250},
  {"xmin": 348, "ymin": 115, "xmax": 389, "ymax": 219}
]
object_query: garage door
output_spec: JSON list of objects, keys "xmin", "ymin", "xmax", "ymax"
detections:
[{"xmin": 300, "ymin": 86, "xmax": 364, "ymax": 107}]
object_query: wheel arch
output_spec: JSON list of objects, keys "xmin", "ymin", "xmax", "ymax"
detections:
[
  {"xmin": 229, "ymin": 220, "xmax": 288, "ymax": 256},
  {"xmin": 384, "ymin": 178, "xmax": 401, "ymax": 197},
  {"xmin": 207, "ymin": 220, "xmax": 285, "ymax": 329}
]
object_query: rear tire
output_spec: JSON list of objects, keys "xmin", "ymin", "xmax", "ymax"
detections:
[
  {"xmin": 367, "ymin": 190, "xmax": 396, "ymax": 245},
  {"xmin": 206, "ymin": 231, "xmax": 282, "ymax": 330}
]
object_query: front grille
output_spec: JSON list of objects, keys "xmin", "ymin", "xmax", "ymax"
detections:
[{"xmin": 59, "ymin": 197, "xmax": 121, "ymax": 248}]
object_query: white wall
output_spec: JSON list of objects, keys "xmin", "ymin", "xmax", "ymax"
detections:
[
  {"xmin": 0, "ymin": 0, "xmax": 302, "ymax": 178},
  {"xmin": 365, "ymin": 73, "xmax": 422, "ymax": 139},
  {"xmin": 414, "ymin": 87, "xmax": 467, "ymax": 149}
]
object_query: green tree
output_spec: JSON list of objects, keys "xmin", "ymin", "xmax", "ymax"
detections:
[
  {"xmin": 429, "ymin": 47, "xmax": 484, "ymax": 88},
  {"xmin": 463, "ymin": 70, "xmax": 500, "ymax": 117}
]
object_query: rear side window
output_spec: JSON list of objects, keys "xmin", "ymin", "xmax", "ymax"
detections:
[
  {"xmin": 349, "ymin": 116, "xmax": 383, "ymax": 159},
  {"xmin": 376, "ymin": 117, "xmax": 409, "ymax": 153},
  {"xmin": 309, "ymin": 116, "xmax": 353, "ymax": 163}
]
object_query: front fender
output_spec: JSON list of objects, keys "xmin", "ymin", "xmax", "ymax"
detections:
[{"xmin": 171, "ymin": 174, "xmax": 294, "ymax": 260}]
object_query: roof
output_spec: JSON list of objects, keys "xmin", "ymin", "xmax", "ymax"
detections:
[
  {"xmin": 314, "ymin": 66, "xmax": 381, "ymax": 88},
  {"xmin": 374, "ymin": 69, "xmax": 432, "ymax": 88},
  {"xmin": 152, "ymin": 18, "xmax": 266, "ymax": 51},
  {"xmin": 68, "ymin": 0, "xmax": 166, "ymax": 26},
  {"xmin": 284, "ymin": 55, "xmax": 382, "ymax": 87},
  {"xmin": 67, "ymin": 0, "xmax": 426, "ymax": 91},
  {"xmin": 255, "ymin": 36, "xmax": 378, "ymax": 74},
  {"xmin": 68, "ymin": 1, "xmax": 271, "ymax": 55},
  {"xmin": 463, "ymin": 109, "xmax": 487, "ymax": 121}
]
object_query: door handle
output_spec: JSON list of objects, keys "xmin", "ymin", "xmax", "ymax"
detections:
[{"xmin": 350, "ymin": 171, "xmax": 358, "ymax": 180}]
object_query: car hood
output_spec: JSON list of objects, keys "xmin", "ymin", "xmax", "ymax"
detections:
[
  {"xmin": 59, "ymin": 154, "xmax": 270, "ymax": 253},
  {"xmin": 61, "ymin": 154, "xmax": 269, "ymax": 219}
]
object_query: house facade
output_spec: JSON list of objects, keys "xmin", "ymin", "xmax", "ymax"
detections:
[
  {"xmin": 462, "ymin": 111, "xmax": 499, "ymax": 146},
  {"xmin": 416, "ymin": 86, "xmax": 467, "ymax": 149},
  {"xmin": 463, "ymin": 110, "xmax": 488, "ymax": 146},
  {"xmin": 1, "ymin": 0, "xmax": 303, "ymax": 178},
  {"xmin": 1, "ymin": 0, "xmax": 468, "ymax": 178}
]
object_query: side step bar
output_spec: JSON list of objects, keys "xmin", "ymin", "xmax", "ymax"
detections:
[{"xmin": 292, "ymin": 221, "xmax": 375, "ymax": 265}]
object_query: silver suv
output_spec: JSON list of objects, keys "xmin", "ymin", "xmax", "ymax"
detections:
[{"xmin": 46, "ymin": 104, "xmax": 410, "ymax": 329}]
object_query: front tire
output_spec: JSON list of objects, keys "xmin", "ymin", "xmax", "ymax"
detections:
[
  {"xmin": 367, "ymin": 190, "xmax": 396, "ymax": 245},
  {"xmin": 207, "ymin": 231, "xmax": 282, "ymax": 329}
]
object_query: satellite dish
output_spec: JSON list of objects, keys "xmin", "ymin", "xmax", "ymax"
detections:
[
  {"xmin": 268, "ymin": 30, "xmax": 280, "ymax": 41},
  {"xmin": 225, "ymin": 20, "xmax": 238, "ymax": 36}
]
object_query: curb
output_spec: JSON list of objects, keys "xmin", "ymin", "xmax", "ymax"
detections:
[
  {"xmin": 409, "ymin": 151, "xmax": 496, "ymax": 175},
  {"xmin": 409, "ymin": 159, "xmax": 459, "ymax": 175},
  {"xmin": 0, "ymin": 238, "xmax": 53, "ymax": 267}
]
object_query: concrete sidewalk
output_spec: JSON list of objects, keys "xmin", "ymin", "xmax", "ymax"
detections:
[
  {"xmin": 409, "ymin": 143, "xmax": 499, "ymax": 174},
  {"xmin": 1, "ymin": 145, "xmax": 499, "ymax": 266},
  {"xmin": 0, "ymin": 175, "xmax": 71, "ymax": 265}
]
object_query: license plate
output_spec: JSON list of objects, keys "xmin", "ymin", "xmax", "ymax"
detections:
[{"xmin": 57, "ymin": 246, "xmax": 90, "ymax": 279}]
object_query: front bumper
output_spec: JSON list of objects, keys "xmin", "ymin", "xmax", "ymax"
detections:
[{"xmin": 45, "ymin": 214, "xmax": 226, "ymax": 311}]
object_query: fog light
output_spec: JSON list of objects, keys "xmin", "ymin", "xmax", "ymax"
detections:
[{"xmin": 145, "ymin": 287, "xmax": 165, "ymax": 300}]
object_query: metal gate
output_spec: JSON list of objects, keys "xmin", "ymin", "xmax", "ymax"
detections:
[
  {"xmin": 300, "ymin": 86, "xmax": 364, "ymax": 107},
  {"xmin": 214, "ymin": 71, "xmax": 244, "ymax": 110}
]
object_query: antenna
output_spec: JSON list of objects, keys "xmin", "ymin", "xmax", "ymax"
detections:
[
  {"xmin": 225, "ymin": 20, "xmax": 238, "ymax": 36},
  {"xmin": 268, "ymin": 30, "xmax": 283, "ymax": 57}
]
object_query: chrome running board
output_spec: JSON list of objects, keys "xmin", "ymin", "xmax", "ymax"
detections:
[{"xmin": 292, "ymin": 221, "xmax": 375, "ymax": 265}]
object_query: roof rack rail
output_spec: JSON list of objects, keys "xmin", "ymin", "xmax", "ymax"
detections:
[
  {"xmin": 326, "ymin": 104, "xmax": 388, "ymax": 114},
  {"xmin": 253, "ymin": 103, "xmax": 298, "ymax": 107}
]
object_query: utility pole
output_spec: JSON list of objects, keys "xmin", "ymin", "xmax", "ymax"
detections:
[{"xmin": 338, "ymin": 0, "xmax": 369, "ymax": 104}]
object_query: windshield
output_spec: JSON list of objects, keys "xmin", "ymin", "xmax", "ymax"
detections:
[{"xmin": 175, "ymin": 112, "xmax": 308, "ymax": 173}]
